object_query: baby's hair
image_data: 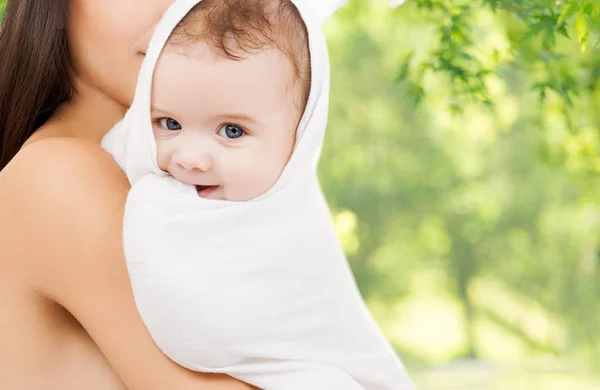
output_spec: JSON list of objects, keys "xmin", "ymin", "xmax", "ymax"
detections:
[{"xmin": 170, "ymin": 0, "xmax": 311, "ymax": 112}]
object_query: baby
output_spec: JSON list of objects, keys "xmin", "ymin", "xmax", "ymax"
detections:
[
  {"xmin": 102, "ymin": 0, "xmax": 416, "ymax": 389},
  {"xmin": 152, "ymin": 0, "xmax": 310, "ymax": 201}
]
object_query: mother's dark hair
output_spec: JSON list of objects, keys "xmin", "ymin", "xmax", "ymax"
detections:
[{"xmin": 0, "ymin": 0, "xmax": 73, "ymax": 171}]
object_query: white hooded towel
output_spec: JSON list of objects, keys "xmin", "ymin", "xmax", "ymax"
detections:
[{"xmin": 101, "ymin": 0, "xmax": 415, "ymax": 389}]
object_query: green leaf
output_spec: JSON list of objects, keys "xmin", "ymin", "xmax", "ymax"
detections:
[
  {"xmin": 558, "ymin": 0, "xmax": 580, "ymax": 24},
  {"xmin": 395, "ymin": 50, "xmax": 415, "ymax": 82},
  {"xmin": 483, "ymin": 0, "xmax": 498, "ymax": 12},
  {"xmin": 408, "ymin": 82, "xmax": 425, "ymax": 104},
  {"xmin": 576, "ymin": 10, "xmax": 591, "ymax": 51}
]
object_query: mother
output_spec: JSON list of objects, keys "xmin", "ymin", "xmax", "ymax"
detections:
[{"xmin": 0, "ymin": 1, "xmax": 254, "ymax": 388}]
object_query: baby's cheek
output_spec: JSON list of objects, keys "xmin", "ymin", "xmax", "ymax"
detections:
[
  {"xmin": 153, "ymin": 139, "xmax": 170, "ymax": 172},
  {"xmin": 227, "ymin": 154, "xmax": 288, "ymax": 200}
]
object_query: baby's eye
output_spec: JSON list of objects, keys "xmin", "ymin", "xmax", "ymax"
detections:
[
  {"xmin": 217, "ymin": 124, "xmax": 246, "ymax": 140},
  {"xmin": 159, "ymin": 118, "xmax": 182, "ymax": 131}
]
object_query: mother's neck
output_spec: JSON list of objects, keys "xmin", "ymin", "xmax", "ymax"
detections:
[{"xmin": 38, "ymin": 77, "xmax": 128, "ymax": 144}]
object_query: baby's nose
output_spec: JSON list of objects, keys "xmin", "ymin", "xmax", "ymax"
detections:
[{"xmin": 172, "ymin": 150, "xmax": 212, "ymax": 172}]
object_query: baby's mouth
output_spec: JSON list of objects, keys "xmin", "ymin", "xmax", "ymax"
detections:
[{"xmin": 195, "ymin": 185, "xmax": 219, "ymax": 199}]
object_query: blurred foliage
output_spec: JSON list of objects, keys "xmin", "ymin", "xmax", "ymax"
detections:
[
  {"xmin": 397, "ymin": 0, "xmax": 600, "ymax": 114},
  {"xmin": 320, "ymin": 0, "xmax": 600, "ymax": 382}
]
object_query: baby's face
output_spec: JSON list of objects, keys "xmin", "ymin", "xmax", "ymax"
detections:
[{"xmin": 151, "ymin": 41, "xmax": 301, "ymax": 201}]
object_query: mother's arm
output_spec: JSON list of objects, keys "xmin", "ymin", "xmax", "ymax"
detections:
[{"xmin": 0, "ymin": 138, "xmax": 255, "ymax": 390}]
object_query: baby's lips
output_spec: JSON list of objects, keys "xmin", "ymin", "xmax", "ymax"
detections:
[{"xmin": 195, "ymin": 185, "xmax": 220, "ymax": 199}]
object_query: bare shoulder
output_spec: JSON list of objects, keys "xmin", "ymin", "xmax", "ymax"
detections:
[
  {"xmin": 2, "ymin": 136, "xmax": 129, "ymax": 203},
  {"xmin": 0, "ymin": 137, "xmax": 255, "ymax": 390},
  {"xmin": 0, "ymin": 138, "xmax": 129, "ymax": 293},
  {"xmin": 0, "ymin": 138, "xmax": 130, "ymax": 389},
  {"xmin": 0, "ymin": 137, "xmax": 130, "ymax": 280}
]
